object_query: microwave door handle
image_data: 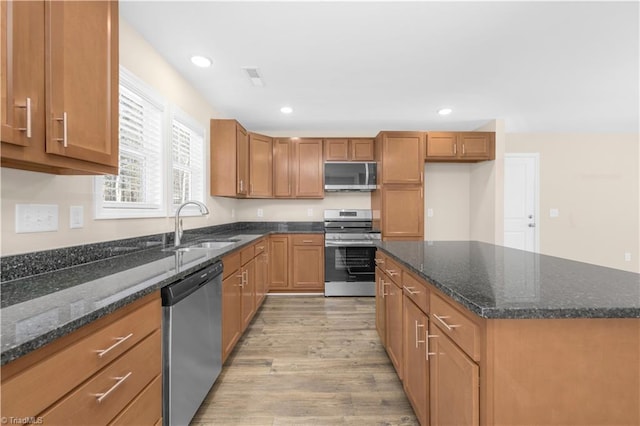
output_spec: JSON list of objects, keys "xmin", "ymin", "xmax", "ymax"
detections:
[{"xmin": 365, "ymin": 164, "xmax": 369, "ymax": 187}]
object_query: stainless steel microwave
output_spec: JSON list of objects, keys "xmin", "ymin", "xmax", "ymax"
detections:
[{"xmin": 324, "ymin": 162, "xmax": 377, "ymax": 192}]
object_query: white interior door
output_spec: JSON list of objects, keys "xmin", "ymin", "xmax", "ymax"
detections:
[{"xmin": 504, "ymin": 154, "xmax": 539, "ymax": 252}]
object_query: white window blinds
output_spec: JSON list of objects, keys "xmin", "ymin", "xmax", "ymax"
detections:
[
  {"xmin": 171, "ymin": 111, "xmax": 204, "ymax": 209},
  {"xmin": 95, "ymin": 68, "xmax": 165, "ymax": 218}
]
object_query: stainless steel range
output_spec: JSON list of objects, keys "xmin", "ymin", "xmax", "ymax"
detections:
[{"xmin": 324, "ymin": 209, "xmax": 381, "ymax": 296}]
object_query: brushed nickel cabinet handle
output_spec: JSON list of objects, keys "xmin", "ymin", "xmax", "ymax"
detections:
[
  {"xmin": 381, "ymin": 280, "xmax": 389, "ymax": 298},
  {"xmin": 415, "ymin": 320, "xmax": 425, "ymax": 348},
  {"xmin": 303, "ymin": 239, "xmax": 313, "ymax": 243},
  {"xmin": 96, "ymin": 333, "xmax": 134, "ymax": 358},
  {"xmin": 453, "ymin": 143, "xmax": 457, "ymax": 155},
  {"xmin": 433, "ymin": 314, "xmax": 461, "ymax": 331},
  {"xmin": 403, "ymin": 286, "xmax": 419, "ymax": 295},
  {"xmin": 462, "ymin": 143, "xmax": 466, "ymax": 155},
  {"xmin": 94, "ymin": 371, "xmax": 132, "ymax": 403},
  {"xmin": 55, "ymin": 112, "xmax": 68, "ymax": 147},
  {"xmin": 16, "ymin": 98, "xmax": 32, "ymax": 138},
  {"xmin": 385, "ymin": 269, "xmax": 398, "ymax": 277},
  {"xmin": 426, "ymin": 332, "xmax": 438, "ymax": 360}
]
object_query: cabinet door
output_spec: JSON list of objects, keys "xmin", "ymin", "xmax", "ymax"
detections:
[
  {"xmin": 324, "ymin": 138, "xmax": 349, "ymax": 161},
  {"xmin": 375, "ymin": 268, "xmax": 387, "ymax": 346},
  {"xmin": 222, "ymin": 272, "xmax": 242, "ymax": 363},
  {"xmin": 381, "ymin": 132, "xmax": 423, "ymax": 184},
  {"xmin": 273, "ymin": 139, "xmax": 293, "ymax": 198},
  {"xmin": 382, "ymin": 185, "xmax": 424, "ymax": 240},
  {"xmin": 403, "ymin": 296, "xmax": 429, "ymax": 426},
  {"xmin": 294, "ymin": 138, "xmax": 324, "ymax": 198},
  {"xmin": 385, "ymin": 280, "xmax": 403, "ymax": 379},
  {"xmin": 459, "ymin": 132, "xmax": 494, "ymax": 160},
  {"xmin": 45, "ymin": 1, "xmax": 118, "ymax": 168},
  {"xmin": 248, "ymin": 133, "xmax": 273, "ymax": 197},
  {"xmin": 254, "ymin": 251, "xmax": 268, "ymax": 306},
  {"xmin": 351, "ymin": 138, "xmax": 375, "ymax": 161},
  {"xmin": 236, "ymin": 125, "xmax": 249, "ymax": 195},
  {"xmin": 241, "ymin": 259, "xmax": 256, "ymax": 331},
  {"xmin": 430, "ymin": 324, "xmax": 480, "ymax": 426},
  {"xmin": 1, "ymin": 1, "xmax": 44, "ymax": 148},
  {"xmin": 291, "ymin": 244, "xmax": 324, "ymax": 290},
  {"xmin": 268, "ymin": 235, "xmax": 289, "ymax": 290},
  {"xmin": 425, "ymin": 132, "xmax": 458, "ymax": 159}
]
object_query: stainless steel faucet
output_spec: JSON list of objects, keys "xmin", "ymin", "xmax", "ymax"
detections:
[{"xmin": 174, "ymin": 200, "xmax": 210, "ymax": 247}]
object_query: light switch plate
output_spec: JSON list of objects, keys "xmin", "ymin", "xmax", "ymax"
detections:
[
  {"xmin": 16, "ymin": 204, "xmax": 59, "ymax": 233},
  {"xmin": 427, "ymin": 208, "xmax": 434, "ymax": 217},
  {"xmin": 70, "ymin": 206, "xmax": 84, "ymax": 229}
]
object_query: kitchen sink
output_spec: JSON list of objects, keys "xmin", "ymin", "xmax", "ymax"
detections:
[{"xmin": 165, "ymin": 239, "xmax": 239, "ymax": 252}]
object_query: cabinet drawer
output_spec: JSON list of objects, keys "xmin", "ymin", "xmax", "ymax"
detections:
[
  {"xmin": 430, "ymin": 293, "xmax": 481, "ymax": 361},
  {"xmin": 41, "ymin": 329, "xmax": 161, "ymax": 425},
  {"xmin": 402, "ymin": 270, "xmax": 428, "ymax": 314},
  {"xmin": 110, "ymin": 373, "xmax": 161, "ymax": 426},
  {"xmin": 382, "ymin": 256, "xmax": 402, "ymax": 284},
  {"xmin": 291, "ymin": 234, "xmax": 323, "ymax": 246},
  {"xmin": 223, "ymin": 252, "xmax": 241, "ymax": 278},
  {"xmin": 254, "ymin": 239, "xmax": 267, "ymax": 255},
  {"xmin": 1, "ymin": 297, "xmax": 160, "ymax": 418},
  {"xmin": 240, "ymin": 245, "xmax": 255, "ymax": 265}
]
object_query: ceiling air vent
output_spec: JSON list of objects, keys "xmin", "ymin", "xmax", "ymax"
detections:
[{"xmin": 242, "ymin": 67, "xmax": 264, "ymax": 87}]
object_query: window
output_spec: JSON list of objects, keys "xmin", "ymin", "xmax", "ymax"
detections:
[
  {"xmin": 171, "ymin": 110, "xmax": 205, "ymax": 212},
  {"xmin": 95, "ymin": 67, "xmax": 206, "ymax": 219}
]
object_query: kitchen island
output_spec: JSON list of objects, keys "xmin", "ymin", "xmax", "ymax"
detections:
[{"xmin": 376, "ymin": 240, "xmax": 640, "ymax": 426}]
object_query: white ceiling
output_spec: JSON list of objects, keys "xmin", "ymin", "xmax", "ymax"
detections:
[{"xmin": 121, "ymin": 1, "xmax": 639, "ymax": 135}]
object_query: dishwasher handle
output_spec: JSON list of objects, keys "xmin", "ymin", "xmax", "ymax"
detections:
[{"xmin": 162, "ymin": 261, "xmax": 223, "ymax": 306}]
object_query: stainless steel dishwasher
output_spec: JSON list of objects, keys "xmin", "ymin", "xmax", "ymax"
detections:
[{"xmin": 162, "ymin": 261, "xmax": 223, "ymax": 426}]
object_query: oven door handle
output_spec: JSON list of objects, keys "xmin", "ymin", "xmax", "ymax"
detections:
[{"xmin": 324, "ymin": 240, "xmax": 378, "ymax": 247}]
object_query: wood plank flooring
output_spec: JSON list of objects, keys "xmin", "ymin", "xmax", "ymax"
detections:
[{"xmin": 191, "ymin": 295, "xmax": 418, "ymax": 426}]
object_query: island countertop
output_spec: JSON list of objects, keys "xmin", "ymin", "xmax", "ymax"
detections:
[{"xmin": 376, "ymin": 240, "xmax": 640, "ymax": 319}]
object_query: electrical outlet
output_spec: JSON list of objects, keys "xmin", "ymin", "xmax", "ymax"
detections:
[
  {"xmin": 427, "ymin": 208, "xmax": 434, "ymax": 218},
  {"xmin": 257, "ymin": 208, "xmax": 264, "ymax": 217},
  {"xmin": 624, "ymin": 252, "xmax": 632, "ymax": 262},
  {"xmin": 231, "ymin": 208, "xmax": 235, "ymax": 218},
  {"xmin": 307, "ymin": 208, "xmax": 313, "ymax": 217},
  {"xmin": 549, "ymin": 208, "xmax": 559, "ymax": 218},
  {"xmin": 16, "ymin": 204, "xmax": 58, "ymax": 233}
]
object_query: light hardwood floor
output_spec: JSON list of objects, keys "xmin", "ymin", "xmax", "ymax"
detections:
[{"xmin": 191, "ymin": 295, "xmax": 418, "ymax": 426}]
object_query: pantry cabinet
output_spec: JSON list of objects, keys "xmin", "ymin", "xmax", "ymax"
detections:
[
  {"xmin": 324, "ymin": 138, "xmax": 374, "ymax": 161},
  {"xmin": 425, "ymin": 132, "xmax": 495, "ymax": 162},
  {"xmin": 1, "ymin": 292, "xmax": 161, "ymax": 424},
  {"xmin": 1, "ymin": 0, "xmax": 119, "ymax": 175}
]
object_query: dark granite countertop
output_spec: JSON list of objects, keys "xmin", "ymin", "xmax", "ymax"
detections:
[
  {"xmin": 377, "ymin": 241, "xmax": 640, "ymax": 320},
  {"xmin": 0, "ymin": 223, "xmax": 323, "ymax": 365}
]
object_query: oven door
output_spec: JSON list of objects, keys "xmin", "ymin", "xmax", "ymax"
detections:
[{"xmin": 324, "ymin": 244, "xmax": 376, "ymax": 283}]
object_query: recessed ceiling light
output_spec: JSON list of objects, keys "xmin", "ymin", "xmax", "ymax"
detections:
[
  {"xmin": 438, "ymin": 108, "xmax": 453, "ymax": 116},
  {"xmin": 190, "ymin": 55, "xmax": 212, "ymax": 68},
  {"xmin": 280, "ymin": 106, "xmax": 293, "ymax": 114}
]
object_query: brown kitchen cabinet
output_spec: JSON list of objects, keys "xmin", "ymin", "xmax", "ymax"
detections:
[
  {"xmin": 381, "ymin": 256, "xmax": 403, "ymax": 379},
  {"xmin": 273, "ymin": 138, "xmax": 324, "ymax": 199},
  {"xmin": 403, "ymin": 294, "xmax": 430, "ymax": 426},
  {"xmin": 290, "ymin": 234, "xmax": 324, "ymax": 291},
  {"xmin": 248, "ymin": 133, "xmax": 273, "ymax": 197},
  {"xmin": 324, "ymin": 138, "xmax": 374, "ymax": 161},
  {"xmin": 1, "ymin": 292, "xmax": 161, "ymax": 424},
  {"xmin": 254, "ymin": 239, "xmax": 269, "ymax": 306},
  {"xmin": 374, "ymin": 252, "xmax": 387, "ymax": 346},
  {"xmin": 425, "ymin": 132, "xmax": 495, "ymax": 162},
  {"xmin": 381, "ymin": 185, "xmax": 424, "ymax": 240},
  {"xmin": 1, "ymin": 0, "xmax": 119, "ymax": 175},
  {"xmin": 222, "ymin": 252, "xmax": 243, "ymax": 363},
  {"xmin": 268, "ymin": 234, "xmax": 325, "ymax": 292},
  {"xmin": 210, "ymin": 119, "xmax": 249, "ymax": 197},
  {"xmin": 378, "ymin": 131, "xmax": 424, "ymax": 184}
]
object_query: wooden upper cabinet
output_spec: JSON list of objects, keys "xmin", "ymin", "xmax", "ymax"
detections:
[
  {"xmin": 426, "ymin": 132, "xmax": 495, "ymax": 162},
  {"xmin": 210, "ymin": 119, "xmax": 247, "ymax": 197},
  {"xmin": 248, "ymin": 132, "xmax": 272, "ymax": 197},
  {"xmin": 379, "ymin": 132, "xmax": 424, "ymax": 184},
  {"xmin": 273, "ymin": 138, "xmax": 293, "ymax": 198},
  {"xmin": 324, "ymin": 138, "xmax": 374, "ymax": 161},
  {"xmin": 294, "ymin": 138, "xmax": 324, "ymax": 198},
  {"xmin": 382, "ymin": 185, "xmax": 424, "ymax": 240},
  {"xmin": 1, "ymin": 0, "xmax": 118, "ymax": 175},
  {"xmin": 44, "ymin": 1, "xmax": 118, "ymax": 168}
]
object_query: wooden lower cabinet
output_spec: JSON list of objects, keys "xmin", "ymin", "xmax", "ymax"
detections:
[
  {"xmin": 429, "ymin": 322, "xmax": 479, "ymax": 426},
  {"xmin": 268, "ymin": 234, "xmax": 324, "ymax": 293},
  {"xmin": 0, "ymin": 292, "xmax": 161, "ymax": 424},
  {"xmin": 241, "ymin": 257, "xmax": 256, "ymax": 331},
  {"xmin": 222, "ymin": 253, "xmax": 243, "ymax": 363},
  {"xmin": 385, "ymin": 277, "xmax": 403, "ymax": 380},
  {"xmin": 254, "ymin": 240, "xmax": 269, "ymax": 306},
  {"xmin": 403, "ymin": 296, "xmax": 429, "ymax": 426},
  {"xmin": 375, "ymin": 267, "xmax": 387, "ymax": 347}
]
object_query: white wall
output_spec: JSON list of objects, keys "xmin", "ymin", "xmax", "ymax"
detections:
[
  {"xmin": 424, "ymin": 163, "xmax": 471, "ymax": 240},
  {"xmin": 0, "ymin": 19, "xmax": 234, "ymax": 256}
]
